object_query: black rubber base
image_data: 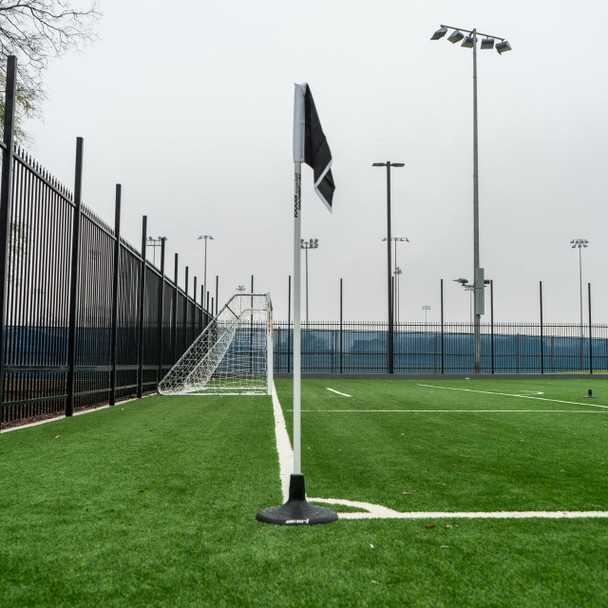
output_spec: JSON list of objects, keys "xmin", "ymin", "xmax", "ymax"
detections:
[{"xmin": 256, "ymin": 474, "xmax": 338, "ymax": 526}]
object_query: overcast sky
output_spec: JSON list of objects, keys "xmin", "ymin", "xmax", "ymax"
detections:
[{"xmin": 23, "ymin": 0, "xmax": 608, "ymax": 324}]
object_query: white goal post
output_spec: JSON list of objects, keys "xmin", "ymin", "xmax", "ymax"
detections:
[{"xmin": 158, "ymin": 293, "xmax": 273, "ymax": 396}]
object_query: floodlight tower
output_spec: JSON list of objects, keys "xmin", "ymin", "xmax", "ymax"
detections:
[
  {"xmin": 300, "ymin": 238, "xmax": 319, "ymax": 323},
  {"xmin": 571, "ymin": 238, "xmax": 589, "ymax": 368},
  {"xmin": 373, "ymin": 162, "xmax": 405, "ymax": 373},
  {"xmin": 422, "ymin": 305, "xmax": 432, "ymax": 323},
  {"xmin": 146, "ymin": 236, "xmax": 166, "ymax": 266},
  {"xmin": 383, "ymin": 236, "xmax": 409, "ymax": 324},
  {"xmin": 198, "ymin": 234, "xmax": 214, "ymax": 306},
  {"xmin": 394, "ymin": 267, "xmax": 403, "ymax": 323},
  {"xmin": 431, "ymin": 24, "xmax": 512, "ymax": 373}
]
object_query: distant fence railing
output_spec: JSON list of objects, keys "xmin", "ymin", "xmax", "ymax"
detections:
[
  {"xmin": 0, "ymin": 56, "xmax": 208, "ymax": 427},
  {"xmin": 273, "ymin": 321, "xmax": 608, "ymax": 375}
]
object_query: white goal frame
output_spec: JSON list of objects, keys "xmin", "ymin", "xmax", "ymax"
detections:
[{"xmin": 158, "ymin": 293, "xmax": 273, "ymax": 396}]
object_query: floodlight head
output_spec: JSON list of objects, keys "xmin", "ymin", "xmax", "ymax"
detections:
[
  {"xmin": 496, "ymin": 40, "xmax": 512, "ymax": 54},
  {"xmin": 480, "ymin": 38, "xmax": 494, "ymax": 50},
  {"xmin": 461, "ymin": 35, "xmax": 475, "ymax": 48},
  {"xmin": 391, "ymin": 162, "xmax": 405, "ymax": 167},
  {"xmin": 431, "ymin": 26, "xmax": 448, "ymax": 40},
  {"xmin": 454, "ymin": 278, "xmax": 469, "ymax": 285},
  {"xmin": 372, "ymin": 162, "xmax": 386, "ymax": 167},
  {"xmin": 448, "ymin": 30, "xmax": 464, "ymax": 44}
]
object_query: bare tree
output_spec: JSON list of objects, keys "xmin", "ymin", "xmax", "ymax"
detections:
[{"xmin": 0, "ymin": 0, "xmax": 100, "ymax": 137}]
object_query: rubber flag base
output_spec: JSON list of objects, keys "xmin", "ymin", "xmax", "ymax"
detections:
[{"xmin": 256, "ymin": 474, "xmax": 338, "ymax": 526}]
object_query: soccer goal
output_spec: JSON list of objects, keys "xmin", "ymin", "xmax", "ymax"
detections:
[{"xmin": 158, "ymin": 293, "xmax": 273, "ymax": 396}]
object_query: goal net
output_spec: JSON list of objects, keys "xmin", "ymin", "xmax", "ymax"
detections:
[{"xmin": 158, "ymin": 293, "xmax": 273, "ymax": 396}]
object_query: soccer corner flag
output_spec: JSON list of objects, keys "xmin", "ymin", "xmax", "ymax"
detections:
[{"xmin": 293, "ymin": 83, "xmax": 335, "ymax": 212}]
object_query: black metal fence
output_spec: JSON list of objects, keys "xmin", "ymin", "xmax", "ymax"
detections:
[
  {"xmin": 273, "ymin": 321, "xmax": 608, "ymax": 375},
  {"xmin": 0, "ymin": 56, "xmax": 208, "ymax": 427}
]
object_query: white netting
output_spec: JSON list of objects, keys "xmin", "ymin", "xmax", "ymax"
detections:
[{"xmin": 158, "ymin": 293, "xmax": 273, "ymax": 395}]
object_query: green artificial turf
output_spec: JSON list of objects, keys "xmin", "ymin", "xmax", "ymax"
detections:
[
  {"xmin": 274, "ymin": 378, "xmax": 608, "ymax": 512},
  {"xmin": 0, "ymin": 378, "xmax": 607, "ymax": 607}
]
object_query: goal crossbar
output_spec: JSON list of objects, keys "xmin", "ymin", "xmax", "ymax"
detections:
[{"xmin": 158, "ymin": 293, "xmax": 273, "ymax": 396}]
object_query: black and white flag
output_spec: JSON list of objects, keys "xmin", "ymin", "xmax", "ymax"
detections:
[{"xmin": 293, "ymin": 83, "xmax": 335, "ymax": 211}]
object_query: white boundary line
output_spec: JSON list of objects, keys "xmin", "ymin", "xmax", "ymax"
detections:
[
  {"xmin": 418, "ymin": 384, "xmax": 608, "ymax": 410},
  {"xmin": 270, "ymin": 383, "xmax": 294, "ymax": 502},
  {"xmin": 270, "ymin": 382, "xmax": 608, "ymax": 520}
]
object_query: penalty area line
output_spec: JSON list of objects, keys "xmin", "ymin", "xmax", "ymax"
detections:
[
  {"xmin": 299, "ymin": 409, "xmax": 607, "ymax": 414},
  {"xmin": 326, "ymin": 387, "xmax": 351, "ymax": 397},
  {"xmin": 418, "ymin": 384, "xmax": 608, "ymax": 410}
]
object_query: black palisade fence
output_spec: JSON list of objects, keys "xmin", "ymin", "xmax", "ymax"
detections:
[{"xmin": 0, "ymin": 56, "xmax": 210, "ymax": 428}]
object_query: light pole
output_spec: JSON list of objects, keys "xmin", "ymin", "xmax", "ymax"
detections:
[
  {"xmin": 571, "ymin": 238, "xmax": 589, "ymax": 369},
  {"xmin": 383, "ymin": 236, "xmax": 409, "ymax": 323},
  {"xmin": 394, "ymin": 267, "xmax": 403, "ymax": 323},
  {"xmin": 300, "ymin": 238, "xmax": 319, "ymax": 323},
  {"xmin": 422, "ymin": 305, "xmax": 431, "ymax": 323},
  {"xmin": 432, "ymin": 24, "xmax": 511, "ymax": 373},
  {"xmin": 198, "ymin": 234, "xmax": 214, "ymax": 306},
  {"xmin": 146, "ymin": 236, "xmax": 166, "ymax": 266},
  {"xmin": 455, "ymin": 277, "xmax": 491, "ymax": 332},
  {"xmin": 373, "ymin": 162, "xmax": 405, "ymax": 374}
]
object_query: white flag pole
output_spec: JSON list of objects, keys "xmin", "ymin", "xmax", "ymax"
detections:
[
  {"xmin": 292, "ymin": 83, "xmax": 305, "ymax": 476},
  {"xmin": 255, "ymin": 83, "xmax": 337, "ymax": 525},
  {"xmin": 293, "ymin": 161, "xmax": 302, "ymax": 475}
]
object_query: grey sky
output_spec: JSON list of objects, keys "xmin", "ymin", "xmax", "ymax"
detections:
[{"xmin": 24, "ymin": 0, "xmax": 608, "ymax": 323}]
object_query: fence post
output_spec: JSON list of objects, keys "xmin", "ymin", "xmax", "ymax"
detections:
[
  {"xmin": 539, "ymin": 281, "xmax": 544, "ymax": 375},
  {"xmin": 490, "ymin": 280, "xmax": 495, "ymax": 374},
  {"xmin": 192, "ymin": 276, "xmax": 197, "ymax": 341},
  {"xmin": 340, "ymin": 278, "xmax": 343, "ymax": 374},
  {"xmin": 440, "ymin": 279, "xmax": 444, "ymax": 374},
  {"xmin": 215, "ymin": 275, "xmax": 219, "ymax": 315},
  {"xmin": 0, "ymin": 56, "xmax": 17, "ymax": 419},
  {"xmin": 157, "ymin": 237, "xmax": 166, "ymax": 386},
  {"xmin": 184, "ymin": 266, "xmax": 189, "ymax": 349},
  {"xmin": 109, "ymin": 185, "xmax": 121, "ymax": 405},
  {"xmin": 137, "ymin": 215, "xmax": 147, "ymax": 399},
  {"xmin": 588, "ymin": 282, "xmax": 593, "ymax": 374},
  {"xmin": 66, "ymin": 137, "xmax": 84, "ymax": 417},
  {"xmin": 172, "ymin": 254, "xmax": 178, "ymax": 363}
]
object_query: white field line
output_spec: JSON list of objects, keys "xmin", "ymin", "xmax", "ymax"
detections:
[
  {"xmin": 269, "ymin": 383, "xmax": 608, "ymax": 520},
  {"xmin": 300, "ymin": 409, "xmax": 607, "ymax": 414},
  {"xmin": 270, "ymin": 383, "xmax": 294, "ymax": 503},
  {"xmin": 326, "ymin": 387, "xmax": 351, "ymax": 397},
  {"xmin": 418, "ymin": 384, "xmax": 608, "ymax": 410}
]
